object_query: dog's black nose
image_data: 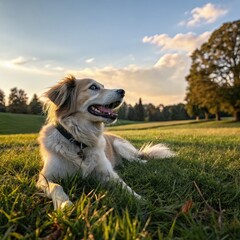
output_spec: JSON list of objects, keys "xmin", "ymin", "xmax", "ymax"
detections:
[{"xmin": 116, "ymin": 89, "xmax": 125, "ymax": 97}]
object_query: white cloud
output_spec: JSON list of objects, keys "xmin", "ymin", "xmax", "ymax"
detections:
[
  {"xmin": 10, "ymin": 56, "xmax": 37, "ymax": 65},
  {"xmin": 44, "ymin": 64, "xmax": 51, "ymax": 68},
  {"xmin": 44, "ymin": 64, "xmax": 65, "ymax": 72},
  {"xmin": 182, "ymin": 3, "xmax": 228, "ymax": 27},
  {"xmin": 155, "ymin": 54, "xmax": 178, "ymax": 67},
  {"xmin": 143, "ymin": 31, "xmax": 211, "ymax": 53},
  {"xmin": 85, "ymin": 58, "xmax": 95, "ymax": 64},
  {"xmin": 0, "ymin": 52, "xmax": 191, "ymax": 105},
  {"xmin": 52, "ymin": 66, "xmax": 65, "ymax": 71},
  {"xmin": 0, "ymin": 57, "xmax": 55, "ymax": 76},
  {"xmin": 141, "ymin": 27, "xmax": 213, "ymax": 104},
  {"xmin": 0, "ymin": 55, "xmax": 67, "ymax": 76},
  {"xmin": 67, "ymin": 53, "xmax": 190, "ymax": 105}
]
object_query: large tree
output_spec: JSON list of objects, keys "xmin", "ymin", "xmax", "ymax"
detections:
[
  {"xmin": 186, "ymin": 20, "xmax": 240, "ymax": 121},
  {"xmin": 8, "ymin": 87, "xmax": 28, "ymax": 113}
]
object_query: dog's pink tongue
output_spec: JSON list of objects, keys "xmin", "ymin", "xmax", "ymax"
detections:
[{"xmin": 99, "ymin": 106, "xmax": 113, "ymax": 114}]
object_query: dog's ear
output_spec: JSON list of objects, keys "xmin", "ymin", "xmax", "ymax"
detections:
[{"xmin": 45, "ymin": 75, "xmax": 76, "ymax": 108}]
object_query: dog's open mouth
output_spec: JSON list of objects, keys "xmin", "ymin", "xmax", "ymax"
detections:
[{"xmin": 88, "ymin": 101, "xmax": 121, "ymax": 120}]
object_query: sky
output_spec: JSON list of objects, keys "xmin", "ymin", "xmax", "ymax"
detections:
[{"xmin": 0, "ymin": 0, "xmax": 239, "ymax": 105}]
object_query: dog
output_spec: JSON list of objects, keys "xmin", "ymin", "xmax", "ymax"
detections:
[{"xmin": 37, "ymin": 75, "xmax": 175, "ymax": 210}]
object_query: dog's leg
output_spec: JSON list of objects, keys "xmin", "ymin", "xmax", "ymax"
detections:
[
  {"xmin": 95, "ymin": 154, "xmax": 142, "ymax": 199},
  {"xmin": 109, "ymin": 171, "xmax": 142, "ymax": 199},
  {"xmin": 37, "ymin": 174, "xmax": 73, "ymax": 210}
]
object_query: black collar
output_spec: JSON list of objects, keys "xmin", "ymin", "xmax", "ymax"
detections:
[{"xmin": 55, "ymin": 123, "xmax": 88, "ymax": 158}]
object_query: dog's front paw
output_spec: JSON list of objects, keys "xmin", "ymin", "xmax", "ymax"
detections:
[
  {"xmin": 53, "ymin": 199, "xmax": 73, "ymax": 210},
  {"xmin": 60, "ymin": 200, "xmax": 73, "ymax": 209},
  {"xmin": 139, "ymin": 159, "xmax": 148, "ymax": 164},
  {"xmin": 133, "ymin": 192, "xmax": 142, "ymax": 200}
]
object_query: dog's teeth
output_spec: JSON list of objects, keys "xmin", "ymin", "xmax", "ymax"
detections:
[{"xmin": 92, "ymin": 106, "xmax": 100, "ymax": 113}]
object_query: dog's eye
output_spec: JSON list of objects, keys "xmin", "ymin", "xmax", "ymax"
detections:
[{"xmin": 89, "ymin": 84, "xmax": 99, "ymax": 91}]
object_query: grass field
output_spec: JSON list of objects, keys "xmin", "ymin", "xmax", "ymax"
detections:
[
  {"xmin": 0, "ymin": 117, "xmax": 240, "ymax": 239},
  {"xmin": 0, "ymin": 113, "xmax": 45, "ymax": 134}
]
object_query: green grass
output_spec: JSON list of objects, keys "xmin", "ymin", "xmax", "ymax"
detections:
[
  {"xmin": 0, "ymin": 120, "xmax": 240, "ymax": 239},
  {"xmin": 0, "ymin": 112, "xmax": 45, "ymax": 134},
  {"xmin": 107, "ymin": 119, "xmax": 197, "ymax": 131}
]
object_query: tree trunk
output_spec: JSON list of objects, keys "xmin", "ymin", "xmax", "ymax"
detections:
[
  {"xmin": 204, "ymin": 112, "xmax": 209, "ymax": 120},
  {"xmin": 215, "ymin": 112, "xmax": 221, "ymax": 121},
  {"xmin": 234, "ymin": 110, "xmax": 240, "ymax": 121},
  {"xmin": 196, "ymin": 115, "xmax": 200, "ymax": 121}
]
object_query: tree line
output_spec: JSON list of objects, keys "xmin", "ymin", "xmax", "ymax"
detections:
[
  {"xmin": 118, "ymin": 98, "xmax": 230, "ymax": 121},
  {"xmin": 0, "ymin": 87, "xmax": 231, "ymax": 121},
  {"xmin": 0, "ymin": 88, "xmax": 42, "ymax": 114},
  {"xmin": 0, "ymin": 88, "xmax": 194, "ymax": 121},
  {"xmin": 118, "ymin": 99, "xmax": 192, "ymax": 121}
]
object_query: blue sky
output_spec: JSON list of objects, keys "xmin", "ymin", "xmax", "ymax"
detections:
[{"xmin": 0, "ymin": 0, "xmax": 239, "ymax": 105}]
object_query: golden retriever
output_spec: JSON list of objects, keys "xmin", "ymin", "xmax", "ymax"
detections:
[{"xmin": 37, "ymin": 75, "xmax": 175, "ymax": 210}]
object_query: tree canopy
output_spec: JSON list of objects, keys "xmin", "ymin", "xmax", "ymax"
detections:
[
  {"xmin": 29, "ymin": 94, "xmax": 43, "ymax": 114},
  {"xmin": 186, "ymin": 20, "xmax": 240, "ymax": 121},
  {"xmin": 8, "ymin": 87, "xmax": 29, "ymax": 113}
]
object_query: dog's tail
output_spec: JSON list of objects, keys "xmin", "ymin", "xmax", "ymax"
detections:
[
  {"xmin": 112, "ymin": 137, "xmax": 175, "ymax": 161},
  {"xmin": 139, "ymin": 142, "xmax": 176, "ymax": 160}
]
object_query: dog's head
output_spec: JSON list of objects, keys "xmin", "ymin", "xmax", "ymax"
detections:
[{"xmin": 45, "ymin": 75, "xmax": 125, "ymax": 124}]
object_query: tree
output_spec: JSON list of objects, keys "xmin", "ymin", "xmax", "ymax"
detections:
[
  {"xmin": 185, "ymin": 66, "xmax": 222, "ymax": 120},
  {"xmin": 186, "ymin": 20, "xmax": 240, "ymax": 121},
  {"xmin": 146, "ymin": 103, "xmax": 159, "ymax": 121},
  {"xmin": 29, "ymin": 94, "xmax": 43, "ymax": 114},
  {"xmin": 127, "ymin": 104, "xmax": 135, "ymax": 121},
  {"xmin": 171, "ymin": 103, "xmax": 189, "ymax": 120},
  {"xmin": 134, "ymin": 98, "xmax": 145, "ymax": 121},
  {"xmin": 7, "ymin": 87, "xmax": 28, "ymax": 113},
  {"xmin": 118, "ymin": 102, "xmax": 128, "ymax": 120},
  {"xmin": 0, "ymin": 89, "xmax": 6, "ymax": 112}
]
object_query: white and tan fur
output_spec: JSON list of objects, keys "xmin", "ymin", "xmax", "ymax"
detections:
[{"xmin": 37, "ymin": 76, "xmax": 175, "ymax": 210}]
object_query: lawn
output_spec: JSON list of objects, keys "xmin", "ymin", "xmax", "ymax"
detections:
[
  {"xmin": 0, "ymin": 119, "xmax": 240, "ymax": 239},
  {"xmin": 0, "ymin": 113, "xmax": 45, "ymax": 134}
]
